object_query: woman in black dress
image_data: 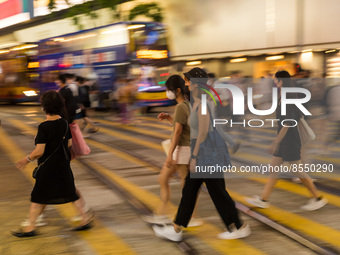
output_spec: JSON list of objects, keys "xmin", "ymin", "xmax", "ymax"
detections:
[
  {"xmin": 13, "ymin": 91, "xmax": 92, "ymax": 237},
  {"xmin": 247, "ymin": 70, "xmax": 327, "ymax": 211}
]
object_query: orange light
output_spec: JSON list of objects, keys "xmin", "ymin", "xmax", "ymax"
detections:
[
  {"xmin": 28, "ymin": 62, "xmax": 39, "ymax": 68},
  {"xmin": 136, "ymin": 50, "xmax": 168, "ymax": 59}
]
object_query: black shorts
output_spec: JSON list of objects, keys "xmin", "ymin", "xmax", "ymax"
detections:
[{"xmin": 273, "ymin": 140, "xmax": 301, "ymax": 162}]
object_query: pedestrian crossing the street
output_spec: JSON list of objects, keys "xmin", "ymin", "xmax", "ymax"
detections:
[{"xmin": 1, "ymin": 109, "xmax": 340, "ymax": 255}]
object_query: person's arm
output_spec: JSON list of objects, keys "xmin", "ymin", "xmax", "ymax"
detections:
[
  {"xmin": 268, "ymin": 126, "xmax": 289, "ymax": 154},
  {"xmin": 16, "ymin": 144, "xmax": 46, "ymax": 170},
  {"xmin": 157, "ymin": 112, "xmax": 173, "ymax": 125},
  {"xmin": 165, "ymin": 123, "xmax": 183, "ymax": 167},
  {"xmin": 190, "ymin": 105, "xmax": 210, "ymax": 171}
]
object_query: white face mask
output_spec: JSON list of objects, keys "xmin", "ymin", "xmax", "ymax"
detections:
[{"xmin": 166, "ymin": 90, "xmax": 176, "ymax": 100}]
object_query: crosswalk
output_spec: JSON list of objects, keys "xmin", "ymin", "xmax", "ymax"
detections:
[{"xmin": 1, "ymin": 109, "xmax": 340, "ymax": 255}]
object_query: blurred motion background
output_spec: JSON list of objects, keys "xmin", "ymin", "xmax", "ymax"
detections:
[
  {"xmin": 2, "ymin": 1, "xmax": 340, "ymax": 255},
  {"xmin": 1, "ymin": 0, "xmax": 340, "ymax": 144}
]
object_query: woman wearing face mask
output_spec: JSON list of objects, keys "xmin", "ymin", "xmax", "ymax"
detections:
[
  {"xmin": 246, "ymin": 70, "xmax": 327, "ymax": 211},
  {"xmin": 153, "ymin": 68, "xmax": 250, "ymax": 241},
  {"xmin": 143, "ymin": 75, "xmax": 201, "ymax": 226}
]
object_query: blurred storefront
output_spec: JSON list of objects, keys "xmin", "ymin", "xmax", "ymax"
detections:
[{"xmin": 163, "ymin": 0, "xmax": 340, "ymax": 79}]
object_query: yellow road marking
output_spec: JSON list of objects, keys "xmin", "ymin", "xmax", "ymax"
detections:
[
  {"xmin": 250, "ymin": 178, "xmax": 340, "ymax": 208},
  {"xmin": 98, "ymin": 126, "xmax": 163, "ymax": 151},
  {"xmin": 137, "ymin": 116, "xmax": 160, "ymax": 122},
  {"xmin": 137, "ymin": 121, "xmax": 173, "ymax": 131},
  {"xmin": 86, "ymin": 139, "xmax": 160, "ymax": 173},
  {"xmin": 122, "ymin": 116, "xmax": 173, "ymax": 131},
  {"xmin": 314, "ymin": 155, "xmax": 340, "ymax": 165},
  {"xmin": 123, "ymin": 116, "xmax": 340, "ymax": 157},
  {"xmin": 94, "ymin": 118, "xmax": 170, "ymax": 139},
  {"xmin": 230, "ymin": 131, "xmax": 274, "ymax": 141},
  {"xmin": 85, "ymin": 160, "xmax": 266, "ymax": 255},
  {"xmin": 231, "ymin": 191, "xmax": 340, "ymax": 250},
  {"xmin": 2, "ymin": 121, "xmax": 137, "ymax": 255},
  {"xmin": 23, "ymin": 116, "xmax": 340, "ymax": 251}
]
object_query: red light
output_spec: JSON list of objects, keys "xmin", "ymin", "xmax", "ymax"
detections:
[
  {"xmin": 58, "ymin": 63, "xmax": 72, "ymax": 68},
  {"xmin": 160, "ymin": 73, "xmax": 169, "ymax": 77}
]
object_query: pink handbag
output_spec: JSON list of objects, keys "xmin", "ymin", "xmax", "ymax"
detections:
[{"xmin": 69, "ymin": 123, "xmax": 90, "ymax": 159}]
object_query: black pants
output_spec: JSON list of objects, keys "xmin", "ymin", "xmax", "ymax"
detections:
[{"xmin": 174, "ymin": 173, "xmax": 242, "ymax": 230}]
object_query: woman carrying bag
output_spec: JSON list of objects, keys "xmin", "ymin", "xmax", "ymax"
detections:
[
  {"xmin": 143, "ymin": 75, "xmax": 202, "ymax": 226},
  {"xmin": 153, "ymin": 68, "xmax": 250, "ymax": 241},
  {"xmin": 13, "ymin": 91, "xmax": 93, "ymax": 237},
  {"xmin": 246, "ymin": 70, "xmax": 327, "ymax": 211}
]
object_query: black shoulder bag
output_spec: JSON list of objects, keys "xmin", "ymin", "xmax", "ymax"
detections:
[{"xmin": 33, "ymin": 120, "xmax": 69, "ymax": 179}]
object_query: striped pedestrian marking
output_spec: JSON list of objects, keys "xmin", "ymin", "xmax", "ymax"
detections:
[
  {"xmin": 231, "ymin": 191, "xmax": 340, "ymax": 251},
  {"xmin": 94, "ymin": 118, "xmax": 169, "ymax": 139},
  {"xmin": 16, "ymin": 116, "xmax": 340, "ymax": 251},
  {"xmin": 85, "ymin": 160, "xmax": 267, "ymax": 255},
  {"xmin": 17, "ymin": 117, "xmax": 266, "ymax": 254}
]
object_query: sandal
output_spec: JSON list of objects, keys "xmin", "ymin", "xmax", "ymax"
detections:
[
  {"xmin": 72, "ymin": 220, "xmax": 93, "ymax": 231},
  {"xmin": 12, "ymin": 229, "xmax": 37, "ymax": 238}
]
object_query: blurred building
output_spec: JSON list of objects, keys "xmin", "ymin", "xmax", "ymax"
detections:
[
  {"xmin": 160, "ymin": 0, "xmax": 340, "ymax": 79},
  {"xmin": 1, "ymin": 0, "xmax": 340, "ymax": 79}
]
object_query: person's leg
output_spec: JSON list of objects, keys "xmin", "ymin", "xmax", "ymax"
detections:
[
  {"xmin": 176, "ymin": 164, "xmax": 201, "ymax": 221},
  {"xmin": 152, "ymin": 174, "xmax": 203, "ymax": 241},
  {"xmin": 83, "ymin": 117, "xmax": 98, "ymax": 129},
  {"xmin": 24, "ymin": 203, "xmax": 46, "ymax": 232},
  {"xmin": 176, "ymin": 164, "xmax": 189, "ymax": 187},
  {"xmin": 75, "ymin": 188, "xmax": 92, "ymax": 214},
  {"xmin": 173, "ymin": 174, "xmax": 203, "ymax": 228},
  {"xmin": 72, "ymin": 198, "xmax": 92, "ymax": 228},
  {"xmin": 120, "ymin": 103, "xmax": 128, "ymax": 124},
  {"xmin": 290, "ymin": 160, "xmax": 320, "ymax": 198},
  {"xmin": 205, "ymin": 178, "xmax": 242, "ymax": 230},
  {"xmin": 260, "ymin": 156, "xmax": 284, "ymax": 200},
  {"xmin": 156, "ymin": 162, "xmax": 177, "ymax": 215}
]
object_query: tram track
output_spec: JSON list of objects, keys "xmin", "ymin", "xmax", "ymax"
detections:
[
  {"xmin": 77, "ymin": 157, "xmax": 200, "ymax": 255},
  {"xmin": 97, "ymin": 120, "xmax": 340, "ymax": 197},
  {"xmin": 8, "ymin": 115, "xmax": 340, "ymax": 254},
  {"xmin": 85, "ymin": 135, "xmax": 339, "ymax": 255}
]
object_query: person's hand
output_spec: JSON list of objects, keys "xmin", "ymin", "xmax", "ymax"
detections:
[
  {"xmin": 165, "ymin": 156, "xmax": 173, "ymax": 168},
  {"xmin": 16, "ymin": 156, "xmax": 29, "ymax": 170},
  {"xmin": 157, "ymin": 112, "xmax": 169, "ymax": 121},
  {"xmin": 189, "ymin": 158, "xmax": 197, "ymax": 172},
  {"xmin": 268, "ymin": 142, "xmax": 279, "ymax": 155}
]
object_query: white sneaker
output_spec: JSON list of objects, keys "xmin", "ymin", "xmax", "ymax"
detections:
[
  {"xmin": 300, "ymin": 197, "xmax": 328, "ymax": 211},
  {"xmin": 187, "ymin": 218, "xmax": 203, "ymax": 227},
  {"xmin": 218, "ymin": 224, "xmax": 251, "ymax": 240},
  {"xmin": 20, "ymin": 214, "xmax": 47, "ymax": 227},
  {"xmin": 142, "ymin": 214, "xmax": 172, "ymax": 224},
  {"xmin": 153, "ymin": 225, "xmax": 183, "ymax": 242},
  {"xmin": 246, "ymin": 196, "xmax": 270, "ymax": 208}
]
